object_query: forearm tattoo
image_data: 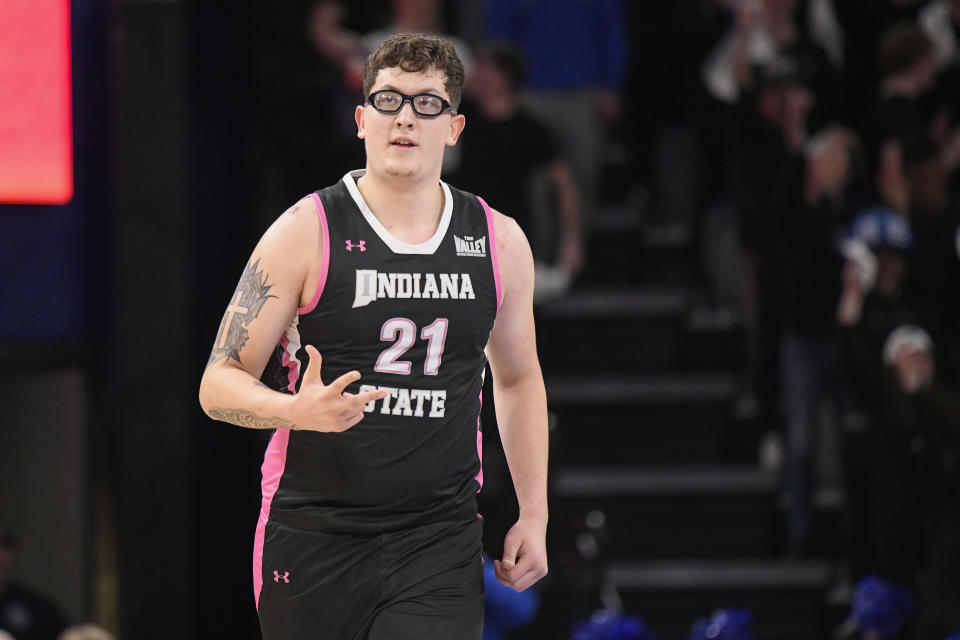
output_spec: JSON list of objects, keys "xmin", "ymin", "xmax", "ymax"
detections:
[
  {"xmin": 207, "ymin": 408, "xmax": 298, "ymax": 430},
  {"xmin": 207, "ymin": 258, "xmax": 278, "ymax": 367}
]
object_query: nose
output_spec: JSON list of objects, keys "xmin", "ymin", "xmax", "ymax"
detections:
[{"xmin": 394, "ymin": 100, "xmax": 416, "ymax": 127}]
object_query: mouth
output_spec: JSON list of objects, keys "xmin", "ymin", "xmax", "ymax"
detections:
[{"xmin": 390, "ymin": 139, "xmax": 417, "ymax": 149}]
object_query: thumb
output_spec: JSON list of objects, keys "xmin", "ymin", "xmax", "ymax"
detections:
[
  {"xmin": 301, "ymin": 346, "xmax": 324, "ymax": 386},
  {"xmin": 501, "ymin": 532, "xmax": 521, "ymax": 569}
]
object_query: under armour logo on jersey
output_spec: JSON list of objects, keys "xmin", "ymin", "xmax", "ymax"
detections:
[
  {"xmin": 273, "ymin": 570, "xmax": 290, "ymax": 583},
  {"xmin": 346, "ymin": 240, "xmax": 367, "ymax": 252}
]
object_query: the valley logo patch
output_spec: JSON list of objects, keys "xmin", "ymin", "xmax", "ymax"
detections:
[{"xmin": 454, "ymin": 235, "xmax": 486, "ymax": 257}]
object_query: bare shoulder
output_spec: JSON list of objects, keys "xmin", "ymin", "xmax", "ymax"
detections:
[
  {"xmin": 251, "ymin": 198, "xmax": 323, "ymax": 306},
  {"xmin": 490, "ymin": 208, "xmax": 533, "ymax": 267},
  {"xmin": 488, "ymin": 208, "xmax": 534, "ymax": 304},
  {"xmin": 261, "ymin": 197, "xmax": 321, "ymax": 255}
]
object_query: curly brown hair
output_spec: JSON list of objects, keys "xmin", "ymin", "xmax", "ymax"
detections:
[{"xmin": 362, "ymin": 33, "xmax": 465, "ymax": 108}]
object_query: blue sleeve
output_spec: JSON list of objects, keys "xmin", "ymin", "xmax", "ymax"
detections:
[
  {"xmin": 486, "ymin": 0, "xmax": 520, "ymax": 41},
  {"xmin": 597, "ymin": 0, "xmax": 627, "ymax": 90}
]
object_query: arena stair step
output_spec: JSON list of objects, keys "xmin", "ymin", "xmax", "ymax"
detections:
[
  {"xmin": 605, "ymin": 559, "xmax": 834, "ymax": 640},
  {"xmin": 555, "ymin": 466, "xmax": 779, "ymax": 559},
  {"xmin": 545, "ymin": 373, "xmax": 739, "ymax": 465},
  {"xmin": 536, "ymin": 287, "xmax": 743, "ymax": 373},
  {"xmin": 536, "ymin": 288, "xmax": 687, "ymax": 374},
  {"xmin": 577, "ymin": 221, "xmax": 699, "ymax": 287},
  {"xmin": 545, "ymin": 372, "xmax": 737, "ymax": 405}
]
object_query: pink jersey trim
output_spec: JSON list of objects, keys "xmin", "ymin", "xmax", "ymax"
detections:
[
  {"xmin": 298, "ymin": 193, "xmax": 330, "ymax": 315},
  {"xmin": 475, "ymin": 417, "xmax": 483, "ymax": 490},
  {"xmin": 253, "ymin": 335, "xmax": 301, "ymax": 608},
  {"xmin": 477, "ymin": 197, "xmax": 503, "ymax": 312},
  {"xmin": 474, "ymin": 389, "xmax": 483, "ymax": 490},
  {"xmin": 253, "ymin": 428, "xmax": 290, "ymax": 610}
]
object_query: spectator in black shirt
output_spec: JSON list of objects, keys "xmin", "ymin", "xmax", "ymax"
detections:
[
  {"xmin": 736, "ymin": 69, "xmax": 812, "ymax": 439},
  {"xmin": 835, "ymin": 0, "xmax": 932, "ymax": 126},
  {"xmin": 259, "ymin": 0, "xmax": 366, "ymax": 213},
  {"xmin": 777, "ymin": 125, "xmax": 861, "ymax": 554},
  {"xmin": 854, "ymin": 327, "xmax": 960, "ymax": 639},
  {"xmin": 835, "ymin": 207, "xmax": 925, "ymax": 580},
  {"xmin": 899, "ymin": 133, "xmax": 960, "ymax": 382},
  {"xmin": 867, "ymin": 22, "xmax": 938, "ymax": 208},
  {"xmin": 701, "ymin": 0, "xmax": 845, "ymax": 129},
  {"xmin": 837, "ymin": 207, "xmax": 917, "ymax": 412},
  {"xmin": 450, "ymin": 43, "xmax": 584, "ymax": 281}
]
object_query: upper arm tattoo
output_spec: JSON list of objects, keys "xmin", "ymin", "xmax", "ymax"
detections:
[{"xmin": 207, "ymin": 258, "xmax": 279, "ymax": 367}]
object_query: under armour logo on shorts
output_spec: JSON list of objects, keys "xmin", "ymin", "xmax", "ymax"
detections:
[
  {"xmin": 345, "ymin": 240, "xmax": 366, "ymax": 252},
  {"xmin": 273, "ymin": 570, "xmax": 290, "ymax": 583}
]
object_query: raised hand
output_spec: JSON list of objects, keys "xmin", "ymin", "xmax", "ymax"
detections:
[{"xmin": 287, "ymin": 345, "xmax": 387, "ymax": 432}]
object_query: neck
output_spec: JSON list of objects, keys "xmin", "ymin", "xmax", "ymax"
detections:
[
  {"xmin": 397, "ymin": 14, "xmax": 441, "ymax": 33},
  {"xmin": 355, "ymin": 170, "xmax": 445, "ymax": 241},
  {"xmin": 766, "ymin": 15, "xmax": 796, "ymax": 44},
  {"xmin": 479, "ymin": 93, "xmax": 519, "ymax": 120},
  {"xmin": 883, "ymin": 74, "xmax": 921, "ymax": 98}
]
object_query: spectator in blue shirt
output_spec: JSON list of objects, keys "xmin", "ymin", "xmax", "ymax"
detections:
[{"xmin": 486, "ymin": 0, "xmax": 627, "ymax": 235}]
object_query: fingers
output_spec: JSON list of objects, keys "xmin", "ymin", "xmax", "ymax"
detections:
[
  {"xmin": 494, "ymin": 555, "xmax": 547, "ymax": 592},
  {"xmin": 501, "ymin": 533, "xmax": 521, "ymax": 570},
  {"xmin": 495, "ymin": 555, "xmax": 527, "ymax": 586},
  {"xmin": 301, "ymin": 346, "xmax": 323, "ymax": 385},
  {"xmin": 300, "ymin": 348, "xmax": 364, "ymax": 395},
  {"xmin": 496, "ymin": 526, "xmax": 548, "ymax": 592},
  {"xmin": 333, "ymin": 391, "xmax": 386, "ymax": 431},
  {"xmin": 297, "ymin": 348, "xmax": 387, "ymax": 430},
  {"xmin": 511, "ymin": 572, "xmax": 545, "ymax": 592},
  {"xmin": 494, "ymin": 559, "xmax": 508, "ymax": 585},
  {"xmin": 509, "ymin": 555, "xmax": 546, "ymax": 592},
  {"xmin": 354, "ymin": 388, "xmax": 388, "ymax": 407},
  {"xmin": 330, "ymin": 370, "xmax": 362, "ymax": 394}
]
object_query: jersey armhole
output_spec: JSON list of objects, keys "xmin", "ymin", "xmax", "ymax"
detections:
[
  {"xmin": 298, "ymin": 192, "xmax": 330, "ymax": 315},
  {"xmin": 476, "ymin": 196, "xmax": 503, "ymax": 313}
]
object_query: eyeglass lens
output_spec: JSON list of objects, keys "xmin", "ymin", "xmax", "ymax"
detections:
[{"xmin": 371, "ymin": 91, "xmax": 446, "ymax": 116}]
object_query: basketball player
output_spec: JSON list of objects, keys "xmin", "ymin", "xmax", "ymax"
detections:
[{"xmin": 198, "ymin": 34, "xmax": 548, "ymax": 639}]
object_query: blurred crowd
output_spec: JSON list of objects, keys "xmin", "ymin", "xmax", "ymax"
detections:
[
  {"xmin": 253, "ymin": 0, "xmax": 960, "ymax": 637},
  {"xmin": 692, "ymin": 1, "xmax": 960, "ymax": 637}
]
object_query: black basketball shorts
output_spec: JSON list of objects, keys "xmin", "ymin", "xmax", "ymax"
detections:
[{"xmin": 256, "ymin": 517, "xmax": 484, "ymax": 640}]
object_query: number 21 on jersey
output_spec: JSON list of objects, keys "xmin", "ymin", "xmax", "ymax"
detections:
[{"xmin": 375, "ymin": 318, "xmax": 448, "ymax": 376}]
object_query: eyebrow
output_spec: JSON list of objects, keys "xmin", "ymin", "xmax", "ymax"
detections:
[{"xmin": 376, "ymin": 84, "xmax": 447, "ymax": 97}]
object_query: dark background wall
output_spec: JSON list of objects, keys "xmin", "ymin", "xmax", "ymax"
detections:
[
  {"xmin": 0, "ymin": 0, "xmax": 111, "ymax": 628},
  {"xmin": 111, "ymin": 1, "xmax": 196, "ymax": 636},
  {"xmin": 0, "ymin": 369, "xmax": 88, "ymax": 623},
  {"xmin": 0, "ymin": 0, "xmax": 271, "ymax": 636}
]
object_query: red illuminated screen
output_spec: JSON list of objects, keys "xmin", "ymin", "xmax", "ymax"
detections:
[{"xmin": 0, "ymin": 0, "xmax": 73, "ymax": 204}]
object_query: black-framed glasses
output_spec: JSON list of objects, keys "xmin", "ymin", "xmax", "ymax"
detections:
[{"xmin": 366, "ymin": 90, "xmax": 457, "ymax": 117}]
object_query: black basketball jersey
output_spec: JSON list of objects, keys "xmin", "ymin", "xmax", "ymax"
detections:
[{"xmin": 258, "ymin": 170, "xmax": 502, "ymax": 535}]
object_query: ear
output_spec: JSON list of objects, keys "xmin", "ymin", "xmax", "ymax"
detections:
[
  {"xmin": 355, "ymin": 105, "xmax": 366, "ymax": 139},
  {"xmin": 445, "ymin": 113, "xmax": 466, "ymax": 147}
]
